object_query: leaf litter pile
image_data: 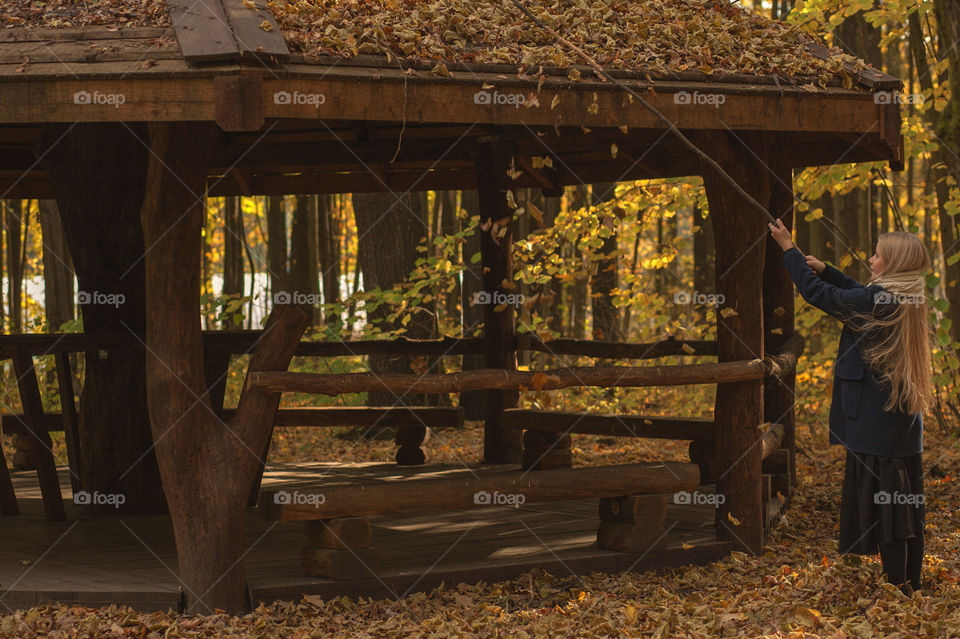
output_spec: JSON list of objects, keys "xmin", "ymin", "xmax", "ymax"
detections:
[
  {"xmin": 0, "ymin": 1, "xmax": 171, "ymax": 29},
  {"xmin": 270, "ymin": 0, "xmax": 863, "ymax": 84},
  {"xmin": 3, "ymin": 411, "xmax": 960, "ymax": 638},
  {"xmin": 2, "ymin": 0, "xmax": 865, "ymax": 86}
]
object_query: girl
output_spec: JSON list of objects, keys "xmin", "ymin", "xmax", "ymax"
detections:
[{"xmin": 768, "ymin": 219, "xmax": 931, "ymax": 595}]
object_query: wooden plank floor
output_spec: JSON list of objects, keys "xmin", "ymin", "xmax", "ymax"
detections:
[{"xmin": 1, "ymin": 463, "xmax": 733, "ymax": 613}]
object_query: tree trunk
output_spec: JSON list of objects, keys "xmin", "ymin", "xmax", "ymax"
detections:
[
  {"xmin": 459, "ymin": 190, "xmax": 486, "ymax": 420},
  {"xmin": 692, "ymin": 204, "xmax": 715, "ymax": 294},
  {"xmin": 589, "ymin": 182, "xmax": 621, "ymax": 341},
  {"xmin": 223, "ymin": 197, "xmax": 244, "ymax": 329},
  {"xmin": 317, "ymin": 194, "xmax": 342, "ymax": 327},
  {"xmin": 910, "ymin": 7, "xmax": 960, "ymax": 343},
  {"xmin": 289, "ymin": 195, "xmax": 320, "ymax": 323},
  {"xmin": 140, "ymin": 123, "xmax": 249, "ymax": 613},
  {"xmin": 38, "ymin": 199, "xmax": 75, "ymax": 331},
  {"xmin": 440, "ymin": 190, "xmax": 461, "ymax": 325},
  {"xmin": 568, "ymin": 186, "xmax": 588, "ymax": 339},
  {"xmin": 37, "ymin": 123, "xmax": 164, "ymax": 514},
  {"xmin": 6, "ymin": 200, "xmax": 23, "ymax": 333},
  {"xmin": 353, "ymin": 192, "xmax": 434, "ymax": 408},
  {"xmin": 266, "ymin": 196, "xmax": 287, "ymax": 302},
  {"xmin": 834, "ymin": 9, "xmax": 881, "ymax": 281}
]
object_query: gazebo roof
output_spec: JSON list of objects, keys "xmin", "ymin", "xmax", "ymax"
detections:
[
  {"xmin": 0, "ymin": 0, "xmax": 903, "ymax": 199},
  {"xmin": 4, "ymin": 0, "xmax": 877, "ymax": 84}
]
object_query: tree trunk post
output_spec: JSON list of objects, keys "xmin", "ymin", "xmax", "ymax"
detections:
[
  {"xmin": 474, "ymin": 141, "xmax": 521, "ymax": 464},
  {"xmin": 36, "ymin": 123, "xmax": 164, "ymax": 514},
  {"xmin": 762, "ymin": 153, "xmax": 797, "ymax": 496},
  {"xmin": 700, "ymin": 131, "xmax": 768, "ymax": 554},
  {"xmin": 139, "ymin": 123, "xmax": 311, "ymax": 614}
]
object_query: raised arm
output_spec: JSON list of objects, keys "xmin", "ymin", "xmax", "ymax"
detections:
[
  {"xmin": 781, "ymin": 247, "xmax": 874, "ymax": 320},
  {"xmin": 818, "ymin": 262, "xmax": 864, "ymax": 291}
]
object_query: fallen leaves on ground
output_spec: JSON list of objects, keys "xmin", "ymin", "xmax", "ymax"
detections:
[{"xmin": 4, "ymin": 414, "xmax": 960, "ymax": 637}]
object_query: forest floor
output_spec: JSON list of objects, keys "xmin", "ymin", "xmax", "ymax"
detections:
[{"xmin": 3, "ymin": 408, "xmax": 960, "ymax": 637}]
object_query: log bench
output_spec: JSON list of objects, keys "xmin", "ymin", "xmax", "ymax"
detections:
[{"xmin": 258, "ymin": 460, "xmax": 699, "ymax": 578}]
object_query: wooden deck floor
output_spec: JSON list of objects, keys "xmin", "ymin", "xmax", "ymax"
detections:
[{"xmin": 1, "ymin": 463, "xmax": 733, "ymax": 613}]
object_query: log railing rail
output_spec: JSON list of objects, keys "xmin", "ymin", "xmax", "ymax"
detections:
[{"xmin": 246, "ymin": 359, "xmax": 766, "ymax": 396}]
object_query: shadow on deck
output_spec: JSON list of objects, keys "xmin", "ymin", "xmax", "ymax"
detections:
[{"xmin": 0, "ymin": 463, "xmax": 734, "ymax": 613}]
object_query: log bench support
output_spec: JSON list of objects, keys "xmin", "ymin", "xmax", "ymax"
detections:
[
  {"xmin": 395, "ymin": 423, "xmax": 430, "ymax": 466},
  {"xmin": 521, "ymin": 431, "xmax": 572, "ymax": 470},
  {"xmin": 302, "ymin": 517, "xmax": 378, "ymax": 579},
  {"xmin": 596, "ymin": 494, "xmax": 669, "ymax": 553}
]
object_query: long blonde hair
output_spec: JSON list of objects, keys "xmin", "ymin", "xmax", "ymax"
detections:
[{"xmin": 852, "ymin": 232, "xmax": 932, "ymax": 415}]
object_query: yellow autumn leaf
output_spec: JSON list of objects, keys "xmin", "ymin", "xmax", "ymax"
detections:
[
  {"xmin": 720, "ymin": 307, "xmax": 738, "ymax": 318},
  {"xmin": 727, "ymin": 511, "xmax": 741, "ymax": 526}
]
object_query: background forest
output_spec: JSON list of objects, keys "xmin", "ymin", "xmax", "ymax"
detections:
[{"xmin": 2, "ymin": 0, "xmax": 960, "ymax": 468}]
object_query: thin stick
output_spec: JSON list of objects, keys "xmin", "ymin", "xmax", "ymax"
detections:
[{"xmin": 506, "ymin": 0, "xmax": 779, "ymax": 224}]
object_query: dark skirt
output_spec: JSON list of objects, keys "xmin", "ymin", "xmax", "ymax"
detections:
[{"xmin": 838, "ymin": 449, "xmax": 924, "ymax": 555}]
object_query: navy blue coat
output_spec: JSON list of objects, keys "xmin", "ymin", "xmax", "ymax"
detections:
[{"xmin": 781, "ymin": 247, "xmax": 922, "ymax": 457}]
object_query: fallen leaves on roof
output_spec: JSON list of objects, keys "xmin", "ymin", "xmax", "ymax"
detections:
[
  {"xmin": 1, "ymin": 0, "xmax": 170, "ymax": 29},
  {"xmin": 268, "ymin": 0, "xmax": 865, "ymax": 83}
]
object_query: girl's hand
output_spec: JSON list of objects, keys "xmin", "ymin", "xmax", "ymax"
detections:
[
  {"xmin": 767, "ymin": 219, "xmax": 794, "ymax": 251},
  {"xmin": 805, "ymin": 254, "xmax": 826, "ymax": 274}
]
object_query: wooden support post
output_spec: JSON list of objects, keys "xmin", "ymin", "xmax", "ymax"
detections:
[
  {"xmin": 38, "ymin": 123, "xmax": 164, "ymax": 515},
  {"xmin": 701, "ymin": 131, "xmax": 769, "ymax": 554},
  {"xmin": 475, "ymin": 141, "xmax": 521, "ymax": 464},
  {"xmin": 597, "ymin": 494, "xmax": 668, "ymax": 552},
  {"xmin": 762, "ymin": 153, "xmax": 798, "ymax": 495},
  {"xmin": 12, "ymin": 352, "xmax": 65, "ymax": 521},
  {"xmin": 55, "ymin": 351, "xmax": 81, "ymax": 493},
  {"xmin": 139, "ymin": 123, "xmax": 310, "ymax": 614}
]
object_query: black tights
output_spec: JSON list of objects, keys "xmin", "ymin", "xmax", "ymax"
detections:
[{"xmin": 879, "ymin": 533, "xmax": 924, "ymax": 593}]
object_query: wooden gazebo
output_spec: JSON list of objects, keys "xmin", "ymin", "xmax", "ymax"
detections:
[{"xmin": 0, "ymin": 0, "xmax": 902, "ymax": 614}]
